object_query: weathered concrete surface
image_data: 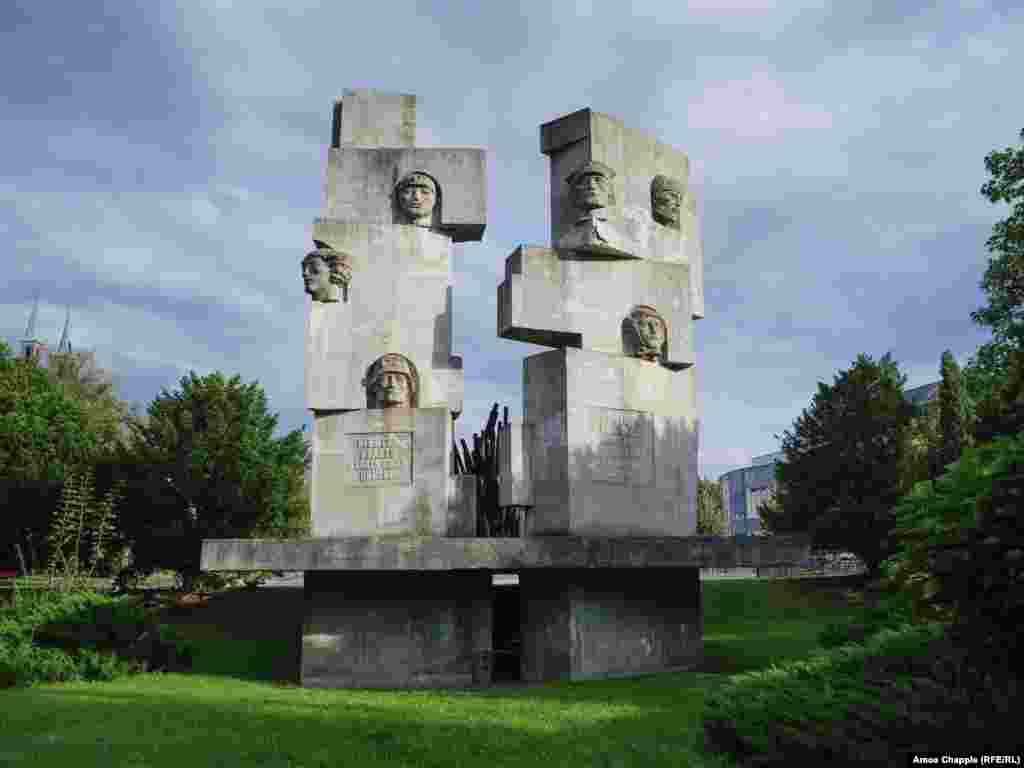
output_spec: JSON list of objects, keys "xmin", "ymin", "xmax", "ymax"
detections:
[
  {"xmin": 311, "ymin": 408, "xmax": 451, "ymax": 537},
  {"xmin": 523, "ymin": 348, "xmax": 698, "ymax": 537},
  {"xmin": 520, "ymin": 568, "xmax": 701, "ymax": 682},
  {"xmin": 333, "ymin": 89, "xmax": 416, "ymax": 148},
  {"xmin": 324, "ymin": 147, "xmax": 486, "ymax": 242},
  {"xmin": 497, "ymin": 246, "xmax": 694, "ymax": 368},
  {"xmin": 306, "ymin": 220, "xmax": 462, "ymax": 414},
  {"xmin": 539, "ymin": 108, "xmax": 703, "ymax": 319},
  {"xmin": 201, "ymin": 534, "xmax": 809, "ymax": 572},
  {"xmin": 301, "ymin": 571, "xmax": 492, "ymax": 688}
]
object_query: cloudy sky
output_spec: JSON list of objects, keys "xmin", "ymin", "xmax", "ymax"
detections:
[{"xmin": 3, "ymin": 0, "xmax": 1022, "ymax": 482}]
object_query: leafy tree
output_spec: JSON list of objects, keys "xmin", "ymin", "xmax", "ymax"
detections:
[
  {"xmin": 762, "ymin": 353, "xmax": 915, "ymax": 575},
  {"xmin": 971, "ymin": 128, "xmax": 1024, "ymax": 347},
  {"xmin": 0, "ymin": 341, "xmax": 96, "ymax": 573},
  {"xmin": 47, "ymin": 350, "xmax": 130, "ymax": 455},
  {"xmin": 117, "ymin": 371, "xmax": 309, "ymax": 591},
  {"xmin": 696, "ymin": 476, "xmax": 728, "ymax": 535},
  {"xmin": 884, "ymin": 431, "xmax": 1024, "ymax": 674},
  {"xmin": 938, "ymin": 351, "xmax": 964, "ymax": 473},
  {"xmin": 963, "ymin": 128, "xmax": 1024, "ymax": 422}
]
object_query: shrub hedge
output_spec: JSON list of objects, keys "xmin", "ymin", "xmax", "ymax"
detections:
[
  {"xmin": 703, "ymin": 624, "xmax": 1017, "ymax": 765},
  {"xmin": 0, "ymin": 590, "xmax": 164, "ymax": 687}
]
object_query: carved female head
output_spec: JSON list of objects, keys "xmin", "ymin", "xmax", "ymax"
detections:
[
  {"xmin": 364, "ymin": 353, "xmax": 419, "ymax": 408},
  {"xmin": 650, "ymin": 175, "xmax": 684, "ymax": 229},
  {"xmin": 395, "ymin": 171, "xmax": 439, "ymax": 227},
  {"xmin": 627, "ymin": 305, "xmax": 667, "ymax": 361},
  {"xmin": 566, "ymin": 161, "xmax": 616, "ymax": 212},
  {"xmin": 302, "ymin": 246, "xmax": 352, "ymax": 302}
]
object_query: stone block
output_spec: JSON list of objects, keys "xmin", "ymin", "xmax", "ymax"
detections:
[
  {"xmin": 447, "ymin": 474, "xmax": 477, "ymax": 537},
  {"xmin": 333, "ymin": 89, "xmax": 416, "ymax": 148},
  {"xmin": 523, "ymin": 348, "xmax": 698, "ymax": 537},
  {"xmin": 497, "ymin": 246, "xmax": 693, "ymax": 368},
  {"xmin": 324, "ymin": 147, "xmax": 486, "ymax": 242},
  {"xmin": 311, "ymin": 408, "xmax": 451, "ymax": 537},
  {"xmin": 306, "ymin": 219, "xmax": 463, "ymax": 414},
  {"xmin": 301, "ymin": 571, "xmax": 492, "ymax": 688},
  {"xmin": 539, "ymin": 108, "xmax": 703, "ymax": 318},
  {"xmin": 520, "ymin": 568, "xmax": 701, "ymax": 682},
  {"xmin": 498, "ymin": 420, "xmax": 532, "ymax": 507},
  {"xmin": 200, "ymin": 534, "xmax": 812, "ymax": 572}
]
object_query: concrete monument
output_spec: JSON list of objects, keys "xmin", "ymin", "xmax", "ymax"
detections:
[{"xmin": 201, "ymin": 91, "xmax": 809, "ymax": 690}]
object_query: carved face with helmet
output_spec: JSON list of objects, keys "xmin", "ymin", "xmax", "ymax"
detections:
[
  {"xmin": 628, "ymin": 305, "xmax": 667, "ymax": 361},
  {"xmin": 566, "ymin": 161, "xmax": 616, "ymax": 213},
  {"xmin": 364, "ymin": 353, "xmax": 418, "ymax": 408}
]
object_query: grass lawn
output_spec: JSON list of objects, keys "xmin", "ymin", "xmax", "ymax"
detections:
[{"xmin": 0, "ymin": 576, "xmax": 865, "ymax": 767}]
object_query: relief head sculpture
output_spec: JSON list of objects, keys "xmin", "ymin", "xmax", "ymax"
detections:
[
  {"xmin": 627, "ymin": 305, "xmax": 667, "ymax": 362},
  {"xmin": 302, "ymin": 246, "xmax": 352, "ymax": 302},
  {"xmin": 566, "ymin": 161, "xmax": 616, "ymax": 213},
  {"xmin": 650, "ymin": 175, "xmax": 684, "ymax": 229},
  {"xmin": 395, "ymin": 171, "xmax": 439, "ymax": 227},
  {"xmin": 364, "ymin": 353, "xmax": 419, "ymax": 409}
]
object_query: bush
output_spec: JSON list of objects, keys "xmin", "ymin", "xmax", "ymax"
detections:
[
  {"xmin": 704, "ymin": 624, "xmax": 1013, "ymax": 766},
  {"xmin": 818, "ymin": 588, "xmax": 914, "ymax": 649},
  {"xmin": 884, "ymin": 431, "xmax": 1024, "ymax": 673},
  {"xmin": 0, "ymin": 590, "xmax": 152, "ymax": 687}
]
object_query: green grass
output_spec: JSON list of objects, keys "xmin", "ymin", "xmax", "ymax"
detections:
[{"xmin": 0, "ymin": 577, "xmax": 865, "ymax": 767}]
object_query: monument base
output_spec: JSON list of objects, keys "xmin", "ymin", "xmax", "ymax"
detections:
[
  {"xmin": 298, "ymin": 566, "xmax": 699, "ymax": 689},
  {"xmin": 202, "ymin": 535, "xmax": 807, "ymax": 689}
]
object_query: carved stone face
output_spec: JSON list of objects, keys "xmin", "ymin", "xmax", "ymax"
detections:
[
  {"xmin": 570, "ymin": 171, "xmax": 612, "ymax": 212},
  {"xmin": 368, "ymin": 372, "xmax": 413, "ymax": 408},
  {"xmin": 365, "ymin": 354, "xmax": 418, "ymax": 408},
  {"xmin": 397, "ymin": 173, "xmax": 437, "ymax": 226},
  {"xmin": 302, "ymin": 254, "xmax": 337, "ymax": 302},
  {"xmin": 630, "ymin": 307, "xmax": 667, "ymax": 361},
  {"xmin": 651, "ymin": 176, "xmax": 683, "ymax": 229}
]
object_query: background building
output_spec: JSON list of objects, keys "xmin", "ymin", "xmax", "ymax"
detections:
[{"xmin": 719, "ymin": 380, "xmax": 940, "ymax": 536}]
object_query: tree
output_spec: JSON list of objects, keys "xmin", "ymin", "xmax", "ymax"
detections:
[
  {"xmin": 938, "ymin": 351, "xmax": 964, "ymax": 473},
  {"xmin": 47, "ymin": 349, "xmax": 131, "ymax": 455},
  {"xmin": 0, "ymin": 341, "xmax": 96, "ymax": 573},
  {"xmin": 696, "ymin": 476, "xmax": 728, "ymax": 535},
  {"xmin": 117, "ymin": 371, "xmax": 309, "ymax": 591},
  {"xmin": 963, "ymin": 128, "xmax": 1024, "ymax": 422},
  {"xmin": 971, "ymin": 128, "xmax": 1024, "ymax": 347},
  {"xmin": 763, "ymin": 353, "xmax": 915, "ymax": 575}
]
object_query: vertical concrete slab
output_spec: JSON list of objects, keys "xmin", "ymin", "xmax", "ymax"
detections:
[
  {"xmin": 520, "ymin": 568, "xmax": 701, "ymax": 683},
  {"xmin": 301, "ymin": 570, "xmax": 492, "ymax": 688},
  {"xmin": 523, "ymin": 348, "xmax": 698, "ymax": 537}
]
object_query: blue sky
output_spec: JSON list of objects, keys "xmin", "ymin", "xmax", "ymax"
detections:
[{"xmin": 3, "ymin": 0, "xmax": 1022, "ymax": 481}]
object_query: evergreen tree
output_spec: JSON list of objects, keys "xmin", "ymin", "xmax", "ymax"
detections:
[
  {"xmin": 116, "ymin": 371, "xmax": 309, "ymax": 591},
  {"xmin": 938, "ymin": 351, "xmax": 964, "ymax": 473},
  {"xmin": 763, "ymin": 353, "xmax": 915, "ymax": 574}
]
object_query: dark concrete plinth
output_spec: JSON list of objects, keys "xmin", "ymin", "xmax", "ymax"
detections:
[
  {"xmin": 520, "ymin": 568, "xmax": 700, "ymax": 682},
  {"xmin": 301, "ymin": 570, "xmax": 492, "ymax": 688}
]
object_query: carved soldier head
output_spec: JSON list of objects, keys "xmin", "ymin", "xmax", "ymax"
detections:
[
  {"xmin": 395, "ymin": 171, "xmax": 438, "ymax": 227},
  {"xmin": 566, "ymin": 161, "xmax": 615, "ymax": 213},
  {"xmin": 651, "ymin": 175, "xmax": 684, "ymax": 229},
  {"xmin": 302, "ymin": 246, "xmax": 352, "ymax": 302},
  {"xmin": 364, "ymin": 353, "xmax": 418, "ymax": 409},
  {"xmin": 627, "ymin": 305, "xmax": 667, "ymax": 361}
]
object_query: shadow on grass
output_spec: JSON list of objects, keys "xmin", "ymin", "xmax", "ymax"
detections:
[{"xmin": 0, "ymin": 675, "xmax": 736, "ymax": 768}]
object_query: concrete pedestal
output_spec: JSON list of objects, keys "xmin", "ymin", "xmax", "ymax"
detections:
[
  {"xmin": 301, "ymin": 570, "xmax": 492, "ymax": 688},
  {"xmin": 520, "ymin": 567, "xmax": 701, "ymax": 682}
]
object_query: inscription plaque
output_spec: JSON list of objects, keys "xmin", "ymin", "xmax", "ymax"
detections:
[
  {"xmin": 586, "ymin": 407, "xmax": 653, "ymax": 485},
  {"xmin": 345, "ymin": 432, "xmax": 413, "ymax": 486}
]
